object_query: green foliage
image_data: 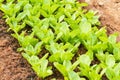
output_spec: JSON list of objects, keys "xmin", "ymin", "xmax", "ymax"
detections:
[
  {"xmin": 54, "ymin": 60, "xmax": 82, "ymax": 80},
  {"xmin": 1, "ymin": 0, "xmax": 120, "ymax": 80},
  {"xmin": 22, "ymin": 53, "xmax": 53, "ymax": 79},
  {"xmin": 46, "ymin": 42, "xmax": 80, "ymax": 63}
]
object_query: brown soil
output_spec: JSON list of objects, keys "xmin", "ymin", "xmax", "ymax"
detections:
[{"xmin": 0, "ymin": 0, "xmax": 120, "ymax": 80}]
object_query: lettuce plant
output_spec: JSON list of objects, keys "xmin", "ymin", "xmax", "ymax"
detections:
[
  {"xmin": 54, "ymin": 60, "xmax": 85, "ymax": 80},
  {"xmin": 22, "ymin": 53, "xmax": 53, "ymax": 79}
]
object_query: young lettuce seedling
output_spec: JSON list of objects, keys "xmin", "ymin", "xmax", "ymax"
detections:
[
  {"xmin": 105, "ymin": 62, "xmax": 120, "ymax": 80},
  {"xmin": 78, "ymin": 53, "xmax": 103, "ymax": 80},
  {"xmin": 19, "ymin": 42, "xmax": 43, "ymax": 56},
  {"xmin": 22, "ymin": 53, "xmax": 53, "ymax": 79},
  {"xmin": 12, "ymin": 32, "xmax": 38, "ymax": 48},
  {"xmin": 54, "ymin": 59, "xmax": 85, "ymax": 80},
  {"xmin": 46, "ymin": 42, "xmax": 80, "ymax": 63}
]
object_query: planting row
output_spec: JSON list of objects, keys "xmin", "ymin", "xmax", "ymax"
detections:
[{"xmin": 0, "ymin": 0, "xmax": 120, "ymax": 80}]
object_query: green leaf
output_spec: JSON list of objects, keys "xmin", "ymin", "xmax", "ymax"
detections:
[
  {"xmin": 12, "ymin": 32, "xmax": 38, "ymax": 48},
  {"xmin": 96, "ymin": 51, "xmax": 105, "ymax": 62},
  {"xmin": 108, "ymin": 33, "xmax": 118, "ymax": 45},
  {"xmin": 77, "ymin": 2, "xmax": 88, "ymax": 7},
  {"xmin": 24, "ymin": 45, "xmax": 35, "ymax": 55},
  {"xmin": 51, "ymin": 4, "xmax": 59, "ymax": 14},
  {"xmin": 64, "ymin": 11, "xmax": 71, "ymax": 18},
  {"xmin": 22, "ymin": 53, "xmax": 40, "ymax": 66},
  {"xmin": 0, "ymin": 2, "xmax": 14, "ymax": 17},
  {"xmin": 22, "ymin": 53, "xmax": 52, "ymax": 79},
  {"xmin": 93, "ymin": 42, "xmax": 107, "ymax": 51},
  {"xmin": 59, "ymin": 15, "xmax": 65, "ymax": 23},
  {"xmin": 105, "ymin": 68, "xmax": 115, "ymax": 80},
  {"xmin": 85, "ymin": 10, "xmax": 95, "ymax": 19},
  {"xmin": 63, "ymin": 60, "xmax": 72, "ymax": 71},
  {"xmin": 80, "ymin": 54, "xmax": 91, "ymax": 66},
  {"xmin": 113, "ymin": 46, "xmax": 120, "ymax": 61},
  {"xmin": 105, "ymin": 54, "xmax": 115, "ymax": 68},
  {"xmin": 95, "ymin": 27, "xmax": 107, "ymax": 37},
  {"xmin": 16, "ymin": 12, "xmax": 27, "ymax": 22},
  {"xmin": 40, "ymin": 9, "xmax": 48, "ymax": 17},
  {"xmin": 54, "ymin": 62, "xmax": 68, "ymax": 77},
  {"xmin": 89, "ymin": 70, "xmax": 101, "ymax": 80},
  {"xmin": 71, "ymin": 58, "xmax": 81, "ymax": 70},
  {"xmin": 49, "ymin": 52, "xmax": 61, "ymax": 62},
  {"xmin": 34, "ymin": 42, "xmax": 43, "ymax": 55},
  {"xmin": 114, "ymin": 63, "xmax": 120, "ymax": 75},
  {"xmin": 14, "ymin": 1, "xmax": 25, "ymax": 14},
  {"xmin": 68, "ymin": 71, "xmax": 81, "ymax": 80},
  {"xmin": 39, "ymin": 59, "xmax": 53, "ymax": 78},
  {"xmin": 61, "ymin": 52, "xmax": 74, "ymax": 62},
  {"xmin": 86, "ymin": 50, "xmax": 93, "ymax": 60},
  {"xmin": 79, "ymin": 18, "xmax": 91, "ymax": 34}
]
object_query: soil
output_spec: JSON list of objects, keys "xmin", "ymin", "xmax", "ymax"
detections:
[{"xmin": 0, "ymin": 0, "xmax": 120, "ymax": 80}]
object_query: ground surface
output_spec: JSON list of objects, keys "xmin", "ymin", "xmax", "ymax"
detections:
[{"xmin": 0, "ymin": 0, "xmax": 120, "ymax": 80}]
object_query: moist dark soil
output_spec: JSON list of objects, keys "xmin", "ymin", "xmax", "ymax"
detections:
[{"xmin": 0, "ymin": 0, "xmax": 120, "ymax": 80}]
